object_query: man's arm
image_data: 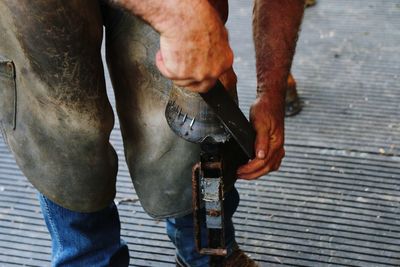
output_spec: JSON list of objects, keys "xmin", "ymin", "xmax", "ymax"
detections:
[
  {"xmin": 109, "ymin": 0, "xmax": 233, "ymax": 93},
  {"xmin": 237, "ymin": 0, "xmax": 305, "ymax": 179}
]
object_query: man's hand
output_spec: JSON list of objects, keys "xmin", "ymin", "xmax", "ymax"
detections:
[
  {"xmin": 236, "ymin": 0, "xmax": 305, "ymax": 180},
  {"xmin": 110, "ymin": 0, "xmax": 233, "ymax": 93},
  {"xmin": 237, "ymin": 91, "xmax": 285, "ymax": 180},
  {"xmin": 155, "ymin": 2, "xmax": 233, "ymax": 93}
]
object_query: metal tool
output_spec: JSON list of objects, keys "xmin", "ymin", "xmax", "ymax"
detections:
[
  {"xmin": 192, "ymin": 143, "xmax": 226, "ymax": 257},
  {"xmin": 200, "ymin": 80, "xmax": 256, "ymax": 159},
  {"xmin": 165, "ymin": 80, "xmax": 255, "ymax": 260}
]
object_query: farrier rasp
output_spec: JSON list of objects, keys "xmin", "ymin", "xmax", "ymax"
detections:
[{"xmin": 200, "ymin": 80, "xmax": 256, "ymax": 159}]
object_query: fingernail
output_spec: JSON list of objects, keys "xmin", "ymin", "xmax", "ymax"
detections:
[{"xmin": 257, "ymin": 150, "xmax": 265, "ymax": 159}]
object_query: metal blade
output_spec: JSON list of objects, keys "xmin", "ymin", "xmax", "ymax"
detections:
[{"xmin": 200, "ymin": 80, "xmax": 256, "ymax": 159}]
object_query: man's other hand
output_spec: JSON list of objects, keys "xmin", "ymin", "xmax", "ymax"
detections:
[{"xmin": 237, "ymin": 92, "xmax": 285, "ymax": 180}]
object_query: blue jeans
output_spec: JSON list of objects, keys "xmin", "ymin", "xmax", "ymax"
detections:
[
  {"xmin": 39, "ymin": 194, "xmax": 129, "ymax": 267},
  {"xmin": 166, "ymin": 188, "xmax": 240, "ymax": 267},
  {"xmin": 39, "ymin": 188, "xmax": 239, "ymax": 267}
]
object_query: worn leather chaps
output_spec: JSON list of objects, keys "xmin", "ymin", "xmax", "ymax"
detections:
[{"xmin": 0, "ymin": 0, "xmax": 237, "ymax": 218}]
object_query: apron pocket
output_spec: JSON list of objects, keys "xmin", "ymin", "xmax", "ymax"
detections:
[{"xmin": 0, "ymin": 55, "xmax": 17, "ymax": 146}]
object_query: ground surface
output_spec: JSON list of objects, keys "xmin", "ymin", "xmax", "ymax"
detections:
[{"xmin": 0, "ymin": 0, "xmax": 399, "ymax": 266}]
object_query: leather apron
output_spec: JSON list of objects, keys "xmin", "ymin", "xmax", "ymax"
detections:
[{"xmin": 0, "ymin": 0, "xmax": 236, "ymax": 219}]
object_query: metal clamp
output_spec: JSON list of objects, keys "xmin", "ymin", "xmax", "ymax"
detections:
[{"xmin": 192, "ymin": 159, "xmax": 227, "ymax": 257}]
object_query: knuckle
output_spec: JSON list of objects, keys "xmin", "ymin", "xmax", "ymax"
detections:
[
  {"xmin": 194, "ymin": 70, "xmax": 214, "ymax": 83},
  {"xmin": 193, "ymin": 72, "xmax": 206, "ymax": 82},
  {"xmin": 211, "ymin": 68, "xmax": 223, "ymax": 80},
  {"xmin": 196, "ymin": 81, "xmax": 213, "ymax": 93},
  {"xmin": 272, "ymin": 162, "xmax": 281, "ymax": 171},
  {"xmin": 173, "ymin": 79, "xmax": 190, "ymax": 87},
  {"xmin": 262, "ymin": 166, "xmax": 272, "ymax": 176},
  {"xmin": 223, "ymin": 51, "xmax": 234, "ymax": 70},
  {"xmin": 227, "ymin": 48, "xmax": 234, "ymax": 64},
  {"xmin": 273, "ymin": 135, "xmax": 284, "ymax": 146},
  {"xmin": 177, "ymin": 69, "xmax": 189, "ymax": 80},
  {"xmin": 281, "ymin": 149, "xmax": 286, "ymax": 158}
]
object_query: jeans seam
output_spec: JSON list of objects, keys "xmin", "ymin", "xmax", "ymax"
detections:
[{"xmin": 41, "ymin": 195, "xmax": 63, "ymax": 259}]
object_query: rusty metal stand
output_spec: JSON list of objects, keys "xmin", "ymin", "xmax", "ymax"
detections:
[{"xmin": 192, "ymin": 144, "xmax": 227, "ymax": 266}]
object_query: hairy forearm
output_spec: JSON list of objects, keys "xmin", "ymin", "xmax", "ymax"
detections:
[
  {"xmin": 253, "ymin": 0, "xmax": 305, "ymax": 97},
  {"xmin": 108, "ymin": 0, "xmax": 233, "ymax": 92},
  {"xmin": 110, "ymin": 0, "xmax": 205, "ymax": 33}
]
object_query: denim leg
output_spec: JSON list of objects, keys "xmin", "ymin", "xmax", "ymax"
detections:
[
  {"xmin": 39, "ymin": 194, "xmax": 129, "ymax": 267},
  {"xmin": 166, "ymin": 187, "xmax": 240, "ymax": 267}
]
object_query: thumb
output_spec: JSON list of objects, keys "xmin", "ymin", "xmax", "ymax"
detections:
[{"xmin": 254, "ymin": 127, "xmax": 269, "ymax": 160}]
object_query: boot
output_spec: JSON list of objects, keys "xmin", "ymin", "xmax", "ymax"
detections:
[
  {"xmin": 176, "ymin": 245, "xmax": 259, "ymax": 267},
  {"xmin": 220, "ymin": 246, "xmax": 259, "ymax": 267}
]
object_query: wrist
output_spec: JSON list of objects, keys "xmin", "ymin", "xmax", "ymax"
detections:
[
  {"xmin": 256, "ymin": 71, "xmax": 288, "ymax": 100},
  {"xmin": 159, "ymin": 1, "xmax": 224, "ymax": 41},
  {"xmin": 110, "ymin": 0, "xmax": 208, "ymax": 34}
]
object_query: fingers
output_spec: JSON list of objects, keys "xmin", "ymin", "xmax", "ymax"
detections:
[
  {"xmin": 237, "ymin": 125, "xmax": 284, "ymax": 180},
  {"xmin": 236, "ymin": 124, "xmax": 269, "ymax": 174},
  {"xmin": 156, "ymin": 51, "xmax": 219, "ymax": 93},
  {"xmin": 237, "ymin": 147, "xmax": 284, "ymax": 180},
  {"xmin": 237, "ymin": 158, "xmax": 267, "ymax": 175},
  {"xmin": 184, "ymin": 79, "xmax": 217, "ymax": 93},
  {"xmin": 236, "ymin": 132, "xmax": 270, "ymax": 175},
  {"xmin": 155, "ymin": 48, "xmax": 232, "ymax": 93},
  {"xmin": 254, "ymin": 124, "xmax": 270, "ymax": 160}
]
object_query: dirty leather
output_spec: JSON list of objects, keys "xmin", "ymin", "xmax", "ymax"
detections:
[
  {"xmin": 105, "ymin": 13, "xmax": 238, "ymax": 218},
  {"xmin": 0, "ymin": 0, "xmax": 237, "ymax": 218},
  {"xmin": 0, "ymin": 55, "xmax": 16, "ymax": 145},
  {"xmin": 0, "ymin": 0, "xmax": 117, "ymax": 212}
]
